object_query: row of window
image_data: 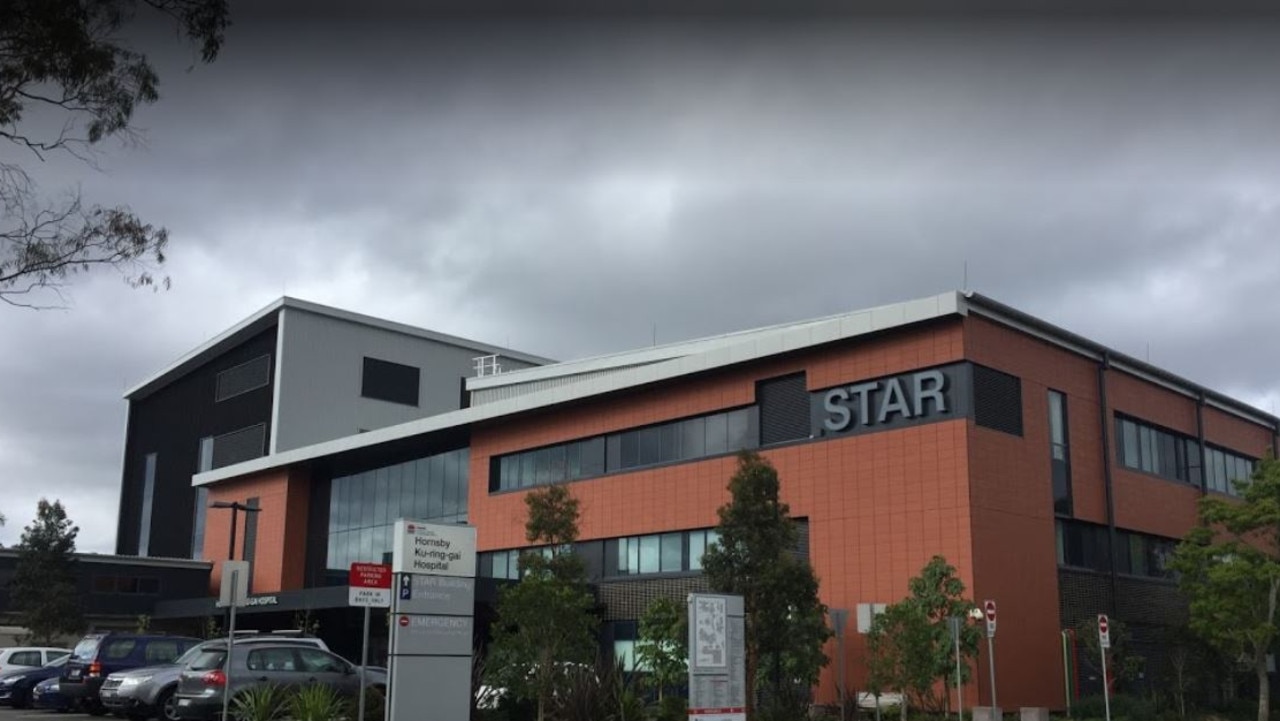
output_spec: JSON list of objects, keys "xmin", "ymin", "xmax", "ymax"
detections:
[
  {"xmin": 91, "ymin": 576, "xmax": 161, "ymax": 595},
  {"xmin": 490, "ymin": 407, "xmax": 759, "ymax": 492},
  {"xmin": 1114, "ymin": 416, "xmax": 1254, "ymax": 496},
  {"xmin": 1055, "ymin": 520, "xmax": 1178, "ymax": 580},
  {"xmin": 479, "ymin": 528, "xmax": 721, "ymax": 580},
  {"xmin": 329, "ymin": 448, "xmax": 469, "ymax": 534}
]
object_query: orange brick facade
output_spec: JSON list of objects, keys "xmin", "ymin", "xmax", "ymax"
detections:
[{"xmin": 200, "ymin": 311, "xmax": 1278, "ymax": 711}]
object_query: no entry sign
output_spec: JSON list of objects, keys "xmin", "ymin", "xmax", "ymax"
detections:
[
  {"xmin": 1098, "ymin": 614, "xmax": 1111, "ymax": 649},
  {"xmin": 983, "ymin": 600, "xmax": 997, "ymax": 638}
]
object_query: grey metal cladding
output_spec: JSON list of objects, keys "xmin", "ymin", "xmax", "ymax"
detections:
[
  {"xmin": 212, "ymin": 423, "xmax": 267, "ymax": 469},
  {"xmin": 215, "ymin": 354, "xmax": 271, "ymax": 402}
]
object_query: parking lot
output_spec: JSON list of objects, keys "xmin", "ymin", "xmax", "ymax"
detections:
[{"xmin": 0, "ymin": 709, "xmax": 104, "ymax": 720}]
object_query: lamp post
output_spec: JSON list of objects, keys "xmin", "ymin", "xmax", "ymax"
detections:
[{"xmin": 210, "ymin": 500, "xmax": 261, "ymax": 561}]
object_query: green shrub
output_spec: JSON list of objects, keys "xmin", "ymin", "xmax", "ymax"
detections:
[
  {"xmin": 1072, "ymin": 693, "xmax": 1156, "ymax": 721},
  {"xmin": 360, "ymin": 685, "xmax": 385, "ymax": 721},
  {"xmin": 287, "ymin": 683, "xmax": 351, "ymax": 721},
  {"xmin": 230, "ymin": 684, "xmax": 286, "ymax": 721},
  {"xmin": 651, "ymin": 694, "xmax": 687, "ymax": 721}
]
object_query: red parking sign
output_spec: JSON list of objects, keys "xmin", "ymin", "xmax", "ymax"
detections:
[{"xmin": 349, "ymin": 563, "xmax": 392, "ymax": 589}]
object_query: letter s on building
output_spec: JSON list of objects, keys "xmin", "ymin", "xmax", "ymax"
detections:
[{"xmin": 823, "ymin": 388, "xmax": 852, "ymax": 432}]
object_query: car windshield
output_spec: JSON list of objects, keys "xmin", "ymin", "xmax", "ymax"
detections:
[
  {"xmin": 187, "ymin": 650, "xmax": 226, "ymax": 672},
  {"xmin": 72, "ymin": 637, "xmax": 102, "ymax": 661}
]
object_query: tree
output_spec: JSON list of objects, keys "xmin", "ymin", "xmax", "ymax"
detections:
[
  {"xmin": 701, "ymin": 451, "xmax": 833, "ymax": 716},
  {"xmin": 485, "ymin": 485, "xmax": 600, "ymax": 721},
  {"xmin": 1171, "ymin": 454, "xmax": 1280, "ymax": 721},
  {"xmin": 1073, "ymin": 616, "xmax": 1144, "ymax": 694},
  {"xmin": 635, "ymin": 596, "xmax": 687, "ymax": 702},
  {"xmin": 864, "ymin": 556, "xmax": 982, "ymax": 717},
  {"xmin": 1, "ymin": 0, "xmax": 230, "ymax": 308},
  {"xmin": 8, "ymin": 499, "xmax": 83, "ymax": 644}
]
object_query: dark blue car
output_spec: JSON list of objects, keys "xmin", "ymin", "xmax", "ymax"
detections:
[
  {"xmin": 0, "ymin": 655, "xmax": 69, "ymax": 709},
  {"xmin": 32, "ymin": 676, "xmax": 70, "ymax": 712},
  {"xmin": 61, "ymin": 633, "xmax": 200, "ymax": 715}
]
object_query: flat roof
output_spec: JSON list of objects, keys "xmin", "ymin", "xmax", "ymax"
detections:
[
  {"xmin": 194, "ymin": 290, "xmax": 1279, "ymax": 487},
  {"xmin": 0, "ymin": 549, "xmax": 212, "ymax": 570},
  {"xmin": 123, "ymin": 296, "xmax": 556, "ymax": 400}
]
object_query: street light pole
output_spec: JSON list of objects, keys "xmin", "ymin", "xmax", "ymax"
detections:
[{"xmin": 211, "ymin": 500, "xmax": 260, "ymax": 561}]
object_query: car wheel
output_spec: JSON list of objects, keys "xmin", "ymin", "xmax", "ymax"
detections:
[
  {"xmin": 157, "ymin": 687, "xmax": 181, "ymax": 721},
  {"xmin": 86, "ymin": 702, "xmax": 109, "ymax": 716},
  {"xmin": 11, "ymin": 689, "xmax": 29, "ymax": 709}
]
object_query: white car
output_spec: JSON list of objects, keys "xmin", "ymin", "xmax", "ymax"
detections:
[{"xmin": 0, "ymin": 648, "xmax": 71, "ymax": 675}]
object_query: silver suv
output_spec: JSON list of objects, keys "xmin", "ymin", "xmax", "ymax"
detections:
[
  {"xmin": 173, "ymin": 641, "xmax": 385, "ymax": 721},
  {"xmin": 99, "ymin": 633, "xmax": 328, "ymax": 721}
]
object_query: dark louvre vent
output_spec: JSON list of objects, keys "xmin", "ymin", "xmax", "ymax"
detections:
[
  {"xmin": 973, "ymin": 364, "xmax": 1023, "ymax": 436},
  {"xmin": 215, "ymin": 354, "xmax": 271, "ymax": 402},
  {"xmin": 212, "ymin": 424, "xmax": 267, "ymax": 469},
  {"xmin": 362, "ymin": 357, "xmax": 420, "ymax": 406},
  {"xmin": 598, "ymin": 576, "xmax": 713, "ymax": 621},
  {"xmin": 757, "ymin": 373, "xmax": 810, "ymax": 445}
]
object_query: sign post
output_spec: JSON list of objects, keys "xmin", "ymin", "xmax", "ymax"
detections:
[
  {"xmin": 948, "ymin": 617, "xmax": 964, "ymax": 721},
  {"xmin": 1098, "ymin": 614, "xmax": 1112, "ymax": 721},
  {"xmin": 830, "ymin": 609, "xmax": 849, "ymax": 721},
  {"xmin": 687, "ymin": 593, "xmax": 746, "ymax": 721},
  {"xmin": 983, "ymin": 600, "xmax": 998, "ymax": 710},
  {"xmin": 349, "ymin": 563, "xmax": 392, "ymax": 721},
  {"xmin": 216, "ymin": 561, "xmax": 249, "ymax": 721},
  {"xmin": 387, "ymin": 520, "xmax": 476, "ymax": 721}
]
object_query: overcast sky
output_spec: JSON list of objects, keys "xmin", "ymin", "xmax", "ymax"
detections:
[{"xmin": 3, "ymin": 5, "xmax": 1280, "ymax": 551}]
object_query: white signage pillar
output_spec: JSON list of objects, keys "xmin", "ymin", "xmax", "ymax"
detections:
[
  {"xmin": 387, "ymin": 520, "xmax": 477, "ymax": 721},
  {"xmin": 687, "ymin": 593, "xmax": 746, "ymax": 721}
]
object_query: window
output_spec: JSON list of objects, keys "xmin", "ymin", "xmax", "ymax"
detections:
[
  {"xmin": 490, "ymin": 407, "xmax": 760, "ymax": 492},
  {"xmin": 211, "ymin": 424, "xmax": 267, "ymax": 469},
  {"xmin": 103, "ymin": 640, "xmax": 137, "ymax": 660},
  {"xmin": 298, "ymin": 648, "xmax": 347, "ymax": 674},
  {"xmin": 247, "ymin": 648, "xmax": 297, "ymax": 672},
  {"xmin": 144, "ymin": 641, "xmax": 182, "ymax": 664},
  {"xmin": 361, "ymin": 357, "xmax": 420, "ymax": 406},
  {"xmin": 1048, "ymin": 391, "xmax": 1072, "ymax": 516},
  {"xmin": 614, "ymin": 640, "xmax": 639, "ymax": 672},
  {"xmin": 215, "ymin": 354, "xmax": 271, "ymax": 402},
  {"xmin": 1056, "ymin": 520, "xmax": 1178, "ymax": 580},
  {"xmin": 325, "ymin": 449, "xmax": 469, "ymax": 574},
  {"xmin": 139, "ymin": 452, "xmax": 157, "ymax": 556},
  {"xmin": 1115, "ymin": 415, "xmax": 1250, "ymax": 496},
  {"xmin": 189, "ymin": 650, "xmax": 226, "ymax": 671},
  {"xmin": 9, "ymin": 651, "xmax": 41, "ymax": 667},
  {"xmin": 192, "ymin": 440, "xmax": 211, "ymax": 559}
]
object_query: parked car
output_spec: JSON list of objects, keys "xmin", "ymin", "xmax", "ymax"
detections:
[
  {"xmin": 61, "ymin": 633, "xmax": 201, "ymax": 716},
  {"xmin": 101, "ymin": 632, "xmax": 329, "ymax": 721},
  {"xmin": 0, "ymin": 654, "xmax": 69, "ymax": 709},
  {"xmin": 173, "ymin": 641, "xmax": 386, "ymax": 720},
  {"xmin": 0, "ymin": 646, "xmax": 71, "ymax": 674},
  {"xmin": 31, "ymin": 675, "xmax": 71, "ymax": 712}
]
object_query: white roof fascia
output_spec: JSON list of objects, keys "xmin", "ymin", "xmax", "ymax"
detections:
[
  {"xmin": 123, "ymin": 297, "xmax": 286, "ymax": 399},
  {"xmin": 124, "ymin": 297, "xmax": 556, "ymax": 401},
  {"xmin": 281, "ymin": 298, "xmax": 555, "ymax": 366},
  {"xmin": 467, "ymin": 295, "xmax": 953, "ymax": 391},
  {"xmin": 194, "ymin": 292, "xmax": 964, "ymax": 486}
]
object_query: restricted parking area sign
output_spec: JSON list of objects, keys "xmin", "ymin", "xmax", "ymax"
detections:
[{"xmin": 349, "ymin": 562, "xmax": 392, "ymax": 608}]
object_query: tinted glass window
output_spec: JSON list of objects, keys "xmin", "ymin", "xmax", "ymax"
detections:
[
  {"xmin": 361, "ymin": 357, "xmax": 420, "ymax": 406},
  {"xmin": 660, "ymin": 533, "xmax": 682, "ymax": 572},
  {"xmin": 297, "ymin": 649, "xmax": 346, "ymax": 674},
  {"xmin": 145, "ymin": 641, "xmax": 182, "ymax": 664},
  {"xmin": 189, "ymin": 650, "xmax": 226, "ymax": 671},
  {"xmin": 104, "ymin": 640, "xmax": 137, "ymax": 660},
  {"xmin": 247, "ymin": 648, "xmax": 298, "ymax": 672},
  {"xmin": 10, "ymin": 651, "xmax": 41, "ymax": 666},
  {"xmin": 72, "ymin": 638, "xmax": 102, "ymax": 661}
]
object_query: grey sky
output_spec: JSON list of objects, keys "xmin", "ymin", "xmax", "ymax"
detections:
[{"xmin": 3, "ymin": 9, "xmax": 1279, "ymax": 550}]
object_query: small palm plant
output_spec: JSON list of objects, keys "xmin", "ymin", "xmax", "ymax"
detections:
[
  {"xmin": 287, "ymin": 683, "xmax": 352, "ymax": 721},
  {"xmin": 231, "ymin": 683, "xmax": 287, "ymax": 721}
]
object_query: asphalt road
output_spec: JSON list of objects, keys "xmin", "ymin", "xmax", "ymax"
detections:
[{"xmin": 0, "ymin": 707, "xmax": 101, "ymax": 720}]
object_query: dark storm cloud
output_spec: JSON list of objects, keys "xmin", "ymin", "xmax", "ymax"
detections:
[{"xmin": 4, "ymin": 14, "xmax": 1280, "ymax": 549}]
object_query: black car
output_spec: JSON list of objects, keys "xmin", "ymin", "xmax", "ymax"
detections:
[
  {"xmin": 61, "ymin": 632, "xmax": 201, "ymax": 716},
  {"xmin": 0, "ymin": 655, "xmax": 70, "ymax": 709}
]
